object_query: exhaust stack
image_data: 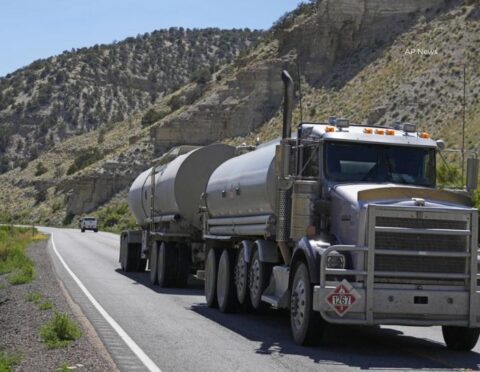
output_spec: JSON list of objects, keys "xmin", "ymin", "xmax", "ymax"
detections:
[{"xmin": 282, "ymin": 70, "xmax": 294, "ymax": 140}]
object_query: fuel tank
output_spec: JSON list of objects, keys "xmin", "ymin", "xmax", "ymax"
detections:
[
  {"xmin": 206, "ymin": 141, "xmax": 278, "ymax": 218},
  {"xmin": 128, "ymin": 144, "xmax": 235, "ymax": 228}
]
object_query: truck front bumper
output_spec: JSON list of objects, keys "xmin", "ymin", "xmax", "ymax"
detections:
[{"xmin": 314, "ymin": 284, "xmax": 480, "ymax": 327}]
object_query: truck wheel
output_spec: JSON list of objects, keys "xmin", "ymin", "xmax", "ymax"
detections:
[
  {"xmin": 442, "ymin": 326, "xmax": 480, "ymax": 351},
  {"xmin": 94, "ymin": 229, "xmax": 98, "ymax": 233},
  {"xmin": 149, "ymin": 243, "xmax": 159, "ymax": 285},
  {"xmin": 205, "ymin": 248, "xmax": 219, "ymax": 308},
  {"xmin": 235, "ymin": 245, "xmax": 250, "ymax": 306},
  {"xmin": 137, "ymin": 258, "xmax": 147, "ymax": 272},
  {"xmin": 81, "ymin": 229, "xmax": 85, "ymax": 233},
  {"xmin": 157, "ymin": 242, "xmax": 178, "ymax": 288},
  {"xmin": 248, "ymin": 250, "xmax": 272, "ymax": 311},
  {"xmin": 290, "ymin": 262, "xmax": 323, "ymax": 346},
  {"xmin": 124, "ymin": 243, "xmax": 141, "ymax": 272},
  {"xmin": 217, "ymin": 249, "xmax": 238, "ymax": 313},
  {"xmin": 175, "ymin": 243, "xmax": 191, "ymax": 288}
]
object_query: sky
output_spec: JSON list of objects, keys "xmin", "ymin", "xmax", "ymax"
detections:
[{"xmin": 0, "ymin": 0, "xmax": 302, "ymax": 77}]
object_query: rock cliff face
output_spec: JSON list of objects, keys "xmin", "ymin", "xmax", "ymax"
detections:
[
  {"xmin": 280, "ymin": 0, "xmax": 448, "ymax": 83},
  {"xmin": 61, "ymin": 161, "xmax": 144, "ymax": 214},
  {"xmin": 151, "ymin": 0, "xmax": 450, "ymax": 151}
]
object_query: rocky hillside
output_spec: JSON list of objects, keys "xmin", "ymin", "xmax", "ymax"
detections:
[
  {"xmin": 0, "ymin": 28, "xmax": 261, "ymax": 172},
  {"xmin": 0, "ymin": 0, "xmax": 479, "ymax": 230}
]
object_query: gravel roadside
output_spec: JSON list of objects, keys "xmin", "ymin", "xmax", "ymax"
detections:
[{"xmin": 0, "ymin": 238, "xmax": 118, "ymax": 372}]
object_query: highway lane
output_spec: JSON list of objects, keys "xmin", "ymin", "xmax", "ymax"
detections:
[{"xmin": 41, "ymin": 227, "xmax": 480, "ymax": 371}]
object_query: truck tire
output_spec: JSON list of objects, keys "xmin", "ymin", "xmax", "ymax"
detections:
[
  {"xmin": 175, "ymin": 243, "xmax": 191, "ymax": 288},
  {"xmin": 248, "ymin": 250, "xmax": 272, "ymax": 311},
  {"xmin": 205, "ymin": 248, "xmax": 219, "ymax": 308},
  {"xmin": 217, "ymin": 249, "xmax": 238, "ymax": 313},
  {"xmin": 94, "ymin": 229, "xmax": 98, "ymax": 233},
  {"xmin": 137, "ymin": 257, "xmax": 147, "ymax": 272},
  {"xmin": 149, "ymin": 243, "xmax": 159, "ymax": 285},
  {"xmin": 290, "ymin": 261, "xmax": 323, "ymax": 346},
  {"xmin": 157, "ymin": 241, "xmax": 178, "ymax": 288},
  {"xmin": 442, "ymin": 326, "xmax": 480, "ymax": 351},
  {"xmin": 81, "ymin": 229, "xmax": 85, "ymax": 233},
  {"xmin": 124, "ymin": 243, "xmax": 141, "ymax": 272},
  {"xmin": 235, "ymin": 245, "xmax": 250, "ymax": 306}
]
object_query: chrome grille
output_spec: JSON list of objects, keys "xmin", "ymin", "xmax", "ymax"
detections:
[{"xmin": 372, "ymin": 210, "xmax": 471, "ymax": 283}]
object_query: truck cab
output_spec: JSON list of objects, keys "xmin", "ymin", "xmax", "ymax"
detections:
[
  {"xmin": 80, "ymin": 217, "xmax": 98, "ymax": 233},
  {"xmin": 286, "ymin": 118, "xmax": 480, "ymax": 349}
]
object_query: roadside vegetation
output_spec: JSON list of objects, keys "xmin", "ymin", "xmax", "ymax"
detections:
[
  {"xmin": 0, "ymin": 226, "xmax": 46, "ymax": 285},
  {"xmin": 93, "ymin": 200, "xmax": 136, "ymax": 233},
  {"xmin": 39, "ymin": 312, "xmax": 82, "ymax": 349},
  {"xmin": 0, "ymin": 351, "xmax": 21, "ymax": 372}
]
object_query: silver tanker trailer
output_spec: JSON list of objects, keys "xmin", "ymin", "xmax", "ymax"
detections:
[
  {"xmin": 121, "ymin": 71, "xmax": 480, "ymax": 350},
  {"xmin": 120, "ymin": 144, "xmax": 234, "ymax": 287}
]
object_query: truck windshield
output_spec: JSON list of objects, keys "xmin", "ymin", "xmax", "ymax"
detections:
[{"xmin": 324, "ymin": 141, "xmax": 436, "ymax": 187}]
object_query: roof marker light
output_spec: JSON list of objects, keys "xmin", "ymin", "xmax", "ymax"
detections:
[
  {"xmin": 325, "ymin": 126, "xmax": 335, "ymax": 133},
  {"xmin": 419, "ymin": 132, "xmax": 431, "ymax": 139},
  {"xmin": 363, "ymin": 128, "xmax": 373, "ymax": 134},
  {"xmin": 386, "ymin": 129, "xmax": 395, "ymax": 136},
  {"xmin": 403, "ymin": 123, "xmax": 417, "ymax": 133},
  {"xmin": 375, "ymin": 129, "xmax": 385, "ymax": 135}
]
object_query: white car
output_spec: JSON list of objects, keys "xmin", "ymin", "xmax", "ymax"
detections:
[{"xmin": 80, "ymin": 217, "xmax": 98, "ymax": 233}]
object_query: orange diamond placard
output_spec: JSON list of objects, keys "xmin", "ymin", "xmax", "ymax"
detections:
[{"xmin": 326, "ymin": 279, "xmax": 360, "ymax": 317}]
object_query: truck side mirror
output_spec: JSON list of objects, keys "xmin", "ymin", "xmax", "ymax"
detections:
[
  {"xmin": 466, "ymin": 157, "xmax": 479, "ymax": 192},
  {"xmin": 436, "ymin": 140, "xmax": 445, "ymax": 151}
]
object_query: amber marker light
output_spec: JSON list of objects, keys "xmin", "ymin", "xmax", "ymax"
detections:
[
  {"xmin": 419, "ymin": 132, "xmax": 431, "ymax": 139},
  {"xmin": 375, "ymin": 129, "xmax": 385, "ymax": 135},
  {"xmin": 325, "ymin": 126, "xmax": 335, "ymax": 133},
  {"xmin": 363, "ymin": 128, "xmax": 373, "ymax": 134},
  {"xmin": 386, "ymin": 129, "xmax": 395, "ymax": 135}
]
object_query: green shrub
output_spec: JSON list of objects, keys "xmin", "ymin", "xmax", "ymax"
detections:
[
  {"xmin": 40, "ymin": 312, "xmax": 81, "ymax": 349},
  {"xmin": 25, "ymin": 291, "xmax": 43, "ymax": 304},
  {"xmin": 141, "ymin": 108, "xmax": 169, "ymax": 127},
  {"xmin": 38, "ymin": 300, "xmax": 54, "ymax": 311},
  {"xmin": 0, "ymin": 226, "xmax": 41, "ymax": 285},
  {"xmin": 66, "ymin": 148, "xmax": 103, "ymax": 175},
  {"xmin": 0, "ymin": 351, "xmax": 21, "ymax": 372},
  {"xmin": 34, "ymin": 162, "xmax": 48, "ymax": 176}
]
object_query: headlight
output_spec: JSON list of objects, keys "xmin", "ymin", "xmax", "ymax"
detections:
[{"xmin": 327, "ymin": 254, "xmax": 346, "ymax": 269}]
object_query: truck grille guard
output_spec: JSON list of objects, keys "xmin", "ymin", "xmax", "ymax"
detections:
[{"xmin": 318, "ymin": 204, "xmax": 480, "ymax": 326}]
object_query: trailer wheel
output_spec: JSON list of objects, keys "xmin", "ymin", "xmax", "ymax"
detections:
[
  {"xmin": 248, "ymin": 250, "xmax": 272, "ymax": 311},
  {"xmin": 217, "ymin": 249, "xmax": 238, "ymax": 313},
  {"xmin": 157, "ymin": 242, "xmax": 178, "ymax": 288},
  {"xmin": 149, "ymin": 243, "xmax": 159, "ymax": 285},
  {"xmin": 205, "ymin": 248, "xmax": 219, "ymax": 308},
  {"xmin": 290, "ymin": 262, "xmax": 323, "ymax": 346},
  {"xmin": 124, "ymin": 243, "xmax": 141, "ymax": 272},
  {"xmin": 235, "ymin": 245, "xmax": 250, "ymax": 306},
  {"xmin": 175, "ymin": 243, "xmax": 191, "ymax": 288},
  {"xmin": 442, "ymin": 326, "xmax": 480, "ymax": 351}
]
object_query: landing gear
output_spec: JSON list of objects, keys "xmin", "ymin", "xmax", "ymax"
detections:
[
  {"xmin": 442, "ymin": 326, "xmax": 480, "ymax": 351},
  {"xmin": 290, "ymin": 262, "xmax": 323, "ymax": 346},
  {"xmin": 149, "ymin": 243, "xmax": 159, "ymax": 285},
  {"xmin": 217, "ymin": 249, "xmax": 238, "ymax": 313}
]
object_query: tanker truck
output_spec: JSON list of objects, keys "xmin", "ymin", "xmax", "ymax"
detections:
[{"xmin": 121, "ymin": 71, "xmax": 480, "ymax": 350}]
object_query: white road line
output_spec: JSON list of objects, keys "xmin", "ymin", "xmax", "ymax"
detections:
[{"xmin": 50, "ymin": 235, "xmax": 162, "ymax": 372}]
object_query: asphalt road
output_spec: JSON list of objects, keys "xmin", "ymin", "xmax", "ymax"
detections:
[{"xmin": 41, "ymin": 227, "xmax": 480, "ymax": 372}]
